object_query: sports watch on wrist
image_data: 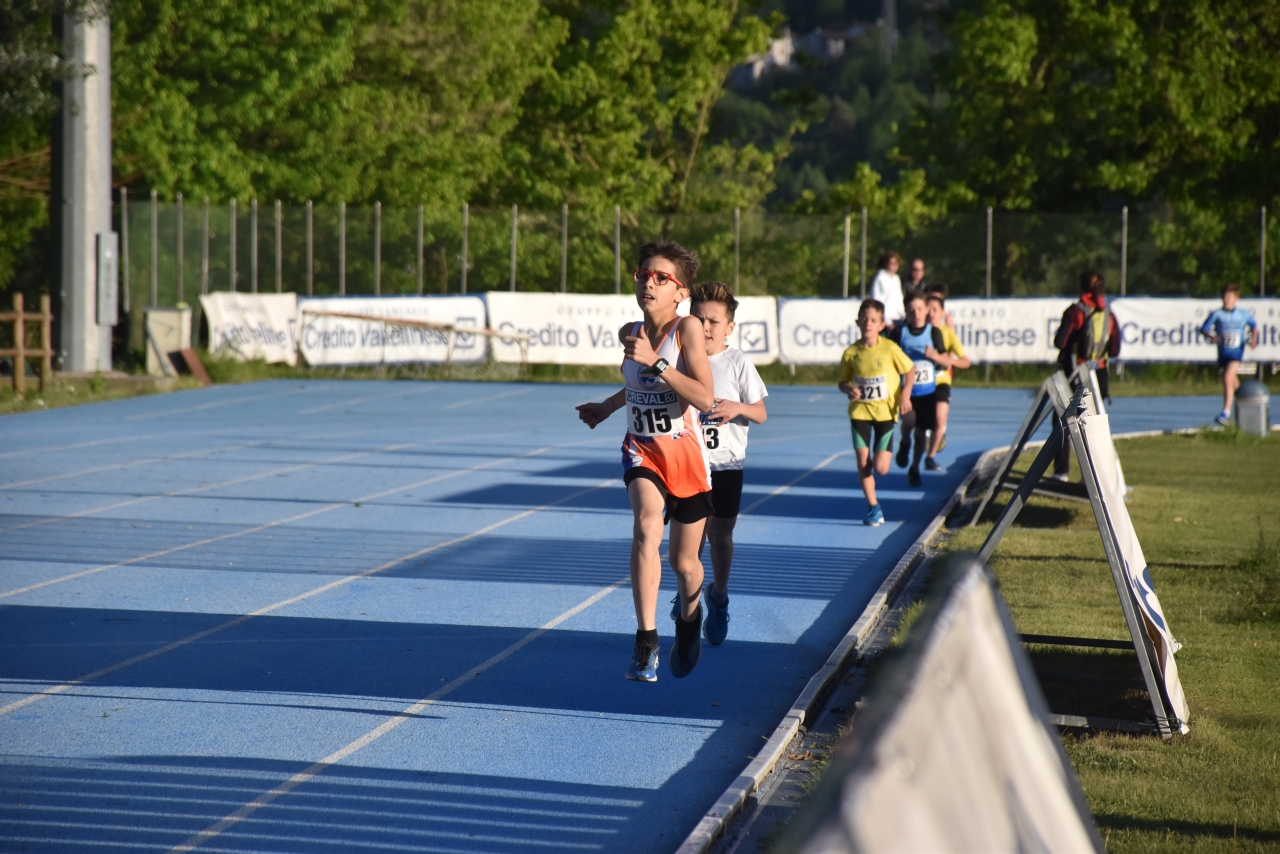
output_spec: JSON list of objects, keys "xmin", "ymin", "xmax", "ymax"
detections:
[{"xmin": 651, "ymin": 358, "xmax": 670, "ymax": 374}]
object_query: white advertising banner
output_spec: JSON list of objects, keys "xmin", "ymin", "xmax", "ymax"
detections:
[
  {"xmin": 486, "ymin": 292, "xmax": 778, "ymax": 365},
  {"xmin": 778, "ymin": 298, "xmax": 861, "ymax": 365},
  {"xmin": 781, "ymin": 296, "xmax": 1280, "ymax": 364},
  {"xmin": 297, "ymin": 296, "xmax": 487, "ymax": 366},
  {"xmin": 200, "ymin": 292, "xmax": 298, "ymax": 366}
]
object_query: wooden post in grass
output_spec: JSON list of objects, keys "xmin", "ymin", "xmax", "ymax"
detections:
[{"xmin": 2, "ymin": 293, "xmax": 53, "ymax": 394}]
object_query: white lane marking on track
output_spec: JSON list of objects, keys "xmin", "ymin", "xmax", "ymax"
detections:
[
  {"xmin": 0, "ymin": 441, "xmax": 266, "ymax": 492},
  {"xmin": 0, "ymin": 432, "xmax": 196, "ymax": 461},
  {"xmin": 0, "ymin": 443, "xmax": 415, "ymax": 534},
  {"xmin": 296, "ymin": 385, "xmax": 436, "ymax": 415},
  {"xmin": 739, "ymin": 450, "xmax": 850, "ymax": 515},
  {"xmin": 122, "ymin": 387, "xmax": 316, "ymax": 421},
  {"xmin": 0, "ymin": 444, "xmax": 551, "ymax": 602},
  {"xmin": 441, "ymin": 386, "xmax": 535, "ymax": 410},
  {"xmin": 806, "ymin": 393, "xmax": 827, "ymax": 402},
  {"xmin": 169, "ymin": 574, "xmax": 627, "ymax": 852},
  {"xmin": 0, "ymin": 477, "xmax": 621, "ymax": 724}
]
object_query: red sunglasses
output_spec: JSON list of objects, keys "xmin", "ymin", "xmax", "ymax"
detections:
[{"xmin": 632, "ymin": 269, "xmax": 685, "ymax": 288}]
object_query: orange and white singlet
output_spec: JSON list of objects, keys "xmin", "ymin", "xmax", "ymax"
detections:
[{"xmin": 620, "ymin": 321, "xmax": 712, "ymax": 498}]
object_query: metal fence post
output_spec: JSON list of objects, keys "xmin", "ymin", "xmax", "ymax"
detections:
[
  {"xmin": 274, "ymin": 199, "xmax": 282, "ymax": 294},
  {"xmin": 560, "ymin": 203, "xmax": 569, "ymax": 293},
  {"xmin": 150, "ymin": 189, "xmax": 158, "ymax": 306},
  {"xmin": 176, "ymin": 192, "xmax": 184, "ymax": 303},
  {"xmin": 842, "ymin": 208, "xmax": 851, "ymax": 299},
  {"xmin": 200, "ymin": 197, "xmax": 209, "ymax": 297},
  {"xmin": 306, "ymin": 200, "xmax": 313, "ymax": 296},
  {"xmin": 250, "ymin": 198, "xmax": 258, "ymax": 294},
  {"xmin": 338, "ymin": 200, "xmax": 346, "ymax": 296},
  {"xmin": 461, "ymin": 203, "xmax": 469, "ymax": 294},
  {"xmin": 508, "ymin": 204, "xmax": 518, "ymax": 291},
  {"xmin": 1120, "ymin": 206, "xmax": 1128, "ymax": 297},
  {"xmin": 733, "ymin": 207, "xmax": 741, "ymax": 291},
  {"xmin": 859, "ymin": 206, "xmax": 867, "ymax": 298},
  {"xmin": 985, "ymin": 206, "xmax": 993, "ymax": 298},
  {"xmin": 417, "ymin": 204, "xmax": 424, "ymax": 295},
  {"xmin": 374, "ymin": 200, "xmax": 382, "ymax": 296},
  {"xmin": 230, "ymin": 198, "xmax": 237, "ymax": 292},
  {"xmin": 1262, "ymin": 206, "xmax": 1268, "ymax": 296},
  {"xmin": 121, "ymin": 187, "xmax": 130, "ymax": 312},
  {"xmin": 614, "ymin": 205, "xmax": 621, "ymax": 294}
]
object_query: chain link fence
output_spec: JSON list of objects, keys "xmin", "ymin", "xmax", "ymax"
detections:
[{"xmin": 118, "ymin": 194, "xmax": 1277, "ymax": 353}]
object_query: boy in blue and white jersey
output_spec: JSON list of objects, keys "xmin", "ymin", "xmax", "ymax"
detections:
[
  {"xmin": 686, "ymin": 282, "xmax": 768, "ymax": 646},
  {"xmin": 1200, "ymin": 282, "xmax": 1259, "ymax": 425},
  {"xmin": 888, "ymin": 290, "xmax": 961, "ymax": 486}
]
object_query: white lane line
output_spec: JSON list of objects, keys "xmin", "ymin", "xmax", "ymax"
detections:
[
  {"xmin": 170, "ymin": 576, "xmax": 627, "ymax": 852},
  {"xmin": 806, "ymin": 393, "xmax": 827, "ymax": 402},
  {"xmin": 739, "ymin": 450, "xmax": 850, "ymax": 515},
  {"xmin": 441, "ymin": 386, "xmax": 535, "ymax": 410},
  {"xmin": 0, "ymin": 477, "xmax": 621, "ymax": 725},
  {"xmin": 297, "ymin": 386, "xmax": 435, "ymax": 416},
  {"xmin": 0, "ymin": 432, "xmax": 203, "ymax": 461},
  {"xmin": 0, "ymin": 441, "xmax": 266, "ymax": 492},
  {"xmin": 122, "ymin": 387, "xmax": 316, "ymax": 421},
  {"xmin": 0, "ymin": 443, "xmax": 416, "ymax": 534},
  {"xmin": 0, "ymin": 444, "xmax": 553, "ymax": 602}
]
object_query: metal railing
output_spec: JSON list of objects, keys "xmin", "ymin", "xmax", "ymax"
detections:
[{"xmin": 116, "ymin": 194, "xmax": 1276, "ymax": 352}]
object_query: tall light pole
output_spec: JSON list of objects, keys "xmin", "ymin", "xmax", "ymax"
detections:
[{"xmin": 58, "ymin": 8, "xmax": 115, "ymax": 371}]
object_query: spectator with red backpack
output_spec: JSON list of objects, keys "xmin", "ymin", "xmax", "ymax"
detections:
[{"xmin": 1051, "ymin": 270, "xmax": 1121, "ymax": 481}]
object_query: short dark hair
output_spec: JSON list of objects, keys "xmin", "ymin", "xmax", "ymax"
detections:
[
  {"xmin": 1223, "ymin": 282, "xmax": 1241, "ymax": 296},
  {"xmin": 876, "ymin": 251, "xmax": 899, "ymax": 271},
  {"xmin": 905, "ymin": 288, "xmax": 928, "ymax": 307},
  {"xmin": 690, "ymin": 281, "xmax": 738, "ymax": 320},
  {"xmin": 859, "ymin": 298, "xmax": 885, "ymax": 319},
  {"xmin": 638, "ymin": 241, "xmax": 699, "ymax": 286},
  {"xmin": 1079, "ymin": 270, "xmax": 1104, "ymax": 294},
  {"xmin": 924, "ymin": 281, "xmax": 949, "ymax": 299}
]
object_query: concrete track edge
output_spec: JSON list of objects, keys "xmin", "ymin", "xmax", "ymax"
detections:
[{"xmin": 674, "ymin": 448, "xmax": 999, "ymax": 854}]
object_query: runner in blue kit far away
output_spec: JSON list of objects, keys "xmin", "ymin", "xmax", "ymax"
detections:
[
  {"xmin": 1199, "ymin": 282, "xmax": 1259, "ymax": 426},
  {"xmin": 575, "ymin": 241, "xmax": 716, "ymax": 683},
  {"xmin": 684, "ymin": 281, "xmax": 768, "ymax": 646}
]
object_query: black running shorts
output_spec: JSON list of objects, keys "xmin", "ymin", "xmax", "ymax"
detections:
[
  {"xmin": 624, "ymin": 467, "xmax": 713, "ymax": 525},
  {"xmin": 911, "ymin": 391, "xmax": 938, "ymax": 431},
  {"xmin": 934, "ymin": 383, "xmax": 951, "ymax": 404},
  {"xmin": 710, "ymin": 469, "xmax": 745, "ymax": 519}
]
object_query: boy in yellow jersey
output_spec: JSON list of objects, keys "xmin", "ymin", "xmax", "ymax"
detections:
[
  {"xmin": 837, "ymin": 299, "xmax": 915, "ymax": 526},
  {"xmin": 924, "ymin": 289, "xmax": 968, "ymax": 465}
]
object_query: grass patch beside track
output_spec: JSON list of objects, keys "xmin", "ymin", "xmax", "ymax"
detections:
[{"xmin": 945, "ymin": 432, "xmax": 1280, "ymax": 852}]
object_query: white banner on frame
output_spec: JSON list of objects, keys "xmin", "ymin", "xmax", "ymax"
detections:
[
  {"xmin": 297, "ymin": 296, "xmax": 487, "ymax": 366},
  {"xmin": 486, "ymin": 293, "xmax": 778, "ymax": 365},
  {"xmin": 200, "ymin": 292, "xmax": 298, "ymax": 366}
]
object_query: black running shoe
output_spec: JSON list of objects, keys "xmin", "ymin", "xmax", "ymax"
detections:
[
  {"xmin": 895, "ymin": 432, "xmax": 911, "ymax": 468},
  {"xmin": 907, "ymin": 466, "xmax": 922, "ymax": 487},
  {"xmin": 626, "ymin": 638, "xmax": 660, "ymax": 682},
  {"xmin": 669, "ymin": 601, "xmax": 703, "ymax": 678}
]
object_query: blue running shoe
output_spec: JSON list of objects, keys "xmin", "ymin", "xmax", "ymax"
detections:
[
  {"xmin": 924, "ymin": 456, "xmax": 942, "ymax": 472},
  {"xmin": 669, "ymin": 601, "xmax": 703, "ymax": 678},
  {"xmin": 625, "ymin": 638, "xmax": 659, "ymax": 682},
  {"xmin": 864, "ymin": 504, "xmax": 885, "ymax": 527},
  {"xmin": 703, "ymin": 586, "xmax": 730, "ymax": 646},
  {"xmin": 1215, "ymin": 411, "xmax": 1231, "ymax": 427}
]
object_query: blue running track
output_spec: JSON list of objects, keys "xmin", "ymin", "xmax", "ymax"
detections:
[{"xmin": 0, "ymin": 381, "xmax": 1214, "ymax": 853}]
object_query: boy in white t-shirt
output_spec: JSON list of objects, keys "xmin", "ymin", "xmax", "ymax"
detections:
[{"xmin": 684, "ymin": 281, "xmax": 768, "ymax": 645}]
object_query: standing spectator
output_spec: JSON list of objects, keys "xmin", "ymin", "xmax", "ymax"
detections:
[
  {"xmin": 906, "ymin": 257, "xmax": 927, "ymax": 290},
  {"xmin": 1051, "ymin": 270, "xmax": 1121, "ymax": 481},
  {"xmin": 869, "ymin": 252, "xmax": 905, "ymax": 330}
]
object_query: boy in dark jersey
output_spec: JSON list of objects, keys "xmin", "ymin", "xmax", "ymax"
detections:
[{"xmin": 575, "ymin": 242, "xmax": 715, "ymax": 682}]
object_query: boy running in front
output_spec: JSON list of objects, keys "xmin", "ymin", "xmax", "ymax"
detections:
[
  {"xmin": 575, "ymin": 242, "xmax": 716, "ymax": 682},
  {"xmin": 686, "ymin": 281, "xmax": 768, "ymax": 646},
  {"xmin": 890, "ymin": 290, "xmax": 967, "ymax": 485},
  {"xmin": 837, "ymin": 299, "xmax": 914, "ymax": 526},
  {"xmin": 1200, "ymin": 282, "xmax": 1259, "ymax": 425}
]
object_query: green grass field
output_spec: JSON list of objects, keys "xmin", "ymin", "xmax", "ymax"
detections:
[{"xmin": 945, "ymin": 431, "xmax": 1280, "ymax": 851}]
